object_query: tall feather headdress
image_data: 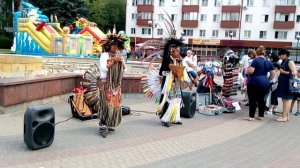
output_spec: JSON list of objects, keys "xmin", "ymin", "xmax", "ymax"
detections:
[
  {"xmin": 137, "ymin": 11, "xmax": 184, "ymax": 62},
  {"xmin": 102, "ymin": 25, "xmax": 127, "ymax": 52}
]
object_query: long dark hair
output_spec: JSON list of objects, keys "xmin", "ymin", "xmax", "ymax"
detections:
[{"xmin": 159, "ymin": 38, "xmax": 184, "ymax": 75}]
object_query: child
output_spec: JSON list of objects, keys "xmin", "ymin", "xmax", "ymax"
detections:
[
  {"xmin": 266, "ymin": 63, "xmax": 280, "ymax": 114},
  {"xmin": 290, "ymin": 69, "xmax": 300, "ymax": 116}
]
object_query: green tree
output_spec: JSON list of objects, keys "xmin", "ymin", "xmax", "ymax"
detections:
[
  {"xmin": 28, "ymin": 0, "xmax": 88, "ymax": 26},
  {"xmin": 0, "ymin": 0, "xmax": 14, "ymax": 31},
  {"xmin": 85, "ymin": 0, "xmax": 126, "ymax": 33}
]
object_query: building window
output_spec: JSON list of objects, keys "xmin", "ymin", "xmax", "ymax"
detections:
[
  {"xmin": 137, "ymin": 12, "xmax": 152, "ymax": 19},
  {"xmin": 245, "ymin": 14, "xmax": 252, "ymax": 23},
  {"xmin": 159, "ymin": 0, "xmax": 165, "ymax": 6},
  {"xmin": 295, "ymin": 32, "xmax": 300, "ymax": 39},
  {"xmin": 142, "ymin": 28, "xmax": 151, "ymax": 35},
  {"xmin": 213, "ymin": 14, "xmax": 220, "ymax": 22},
  {"xmin": 214, "ymin": 0, "xmax": 221, "ymax": 6},
  {"xmin": 199, "ymin": 30, "xmax": 206, "ymax": 37},
  {"xmin": 276, "ymin": 0, "xmax": 295, "ymax": 5},
  {"xmin": 259, "ymin": 31, "xmax": 267, "ymax": 39},
  {"xmin": 222, "ymin": 13, "xmax": 240, "ymax": 21},
  {"xmin": 261, "ymin": 15, "xmax": 269, "ymax": 22},
  {"xmin": 131, "ymin": 13, "xmax": 137, "ymax": 20},
  {"xmin": 201, "ymin": 0, "xmax": 208, "ymax": 6},
  {"xmin": 244, "ymin": 30, "xmax": 251, "ymax": 38},
  {"xmin": 200, "ymin": 14, "xmax": 207, "ymax": 22},
  {"xmin": 212, "ymin": 30, "xmax": 219, "ymax": 37},
  {"xmin": 131, "ymin": 28, "xmax": 136, "ymax": 34},
  {"xmin": 183, "ymin": 0, "xmax": 199, "ymax": 5},
  {"xmin": 157, "ymin": 29, "xmax": 163, "ymax": 35},
  {"xmin": 183, "ymin": 12, "xmax": 198, "ymax": 20},
  {"xmin": 275, "ymin": 31, "xmax": 288, "ymax": 39},
  {"xmin": 247, "ymin": 0, "xmax": 254, "ymax": 6},
  {"xmin": 223, "ymin": 0, "xmax": 241, "ymax": 5},
  {"xmin": 132, "ymin": 0, "xmax": 137, "ymax": 6},
  {"xmin": 262, "ymin": 0, "xmax": 269, "ymax": 6},
  {"xmin": 183, "ymin": 29, "xmax": 193, "ymax": 36},
  {"xmin": 275, "ymin": 13, "xmax": 294, "ymax": 21},
  {"xmin": 172, "ymin": 0, "xmax": 178, "ymax": 6},
  {"xmin": 296, "ymin": 15, "xmax": 300, "ymax": 22},
  {"xmin": 171, "ymin": 14, "xmax": 178, "ymax": 21},
  {"xmin": 225, "ymin": 30, "xmax": 236, "ymax": 38},
  {"xmin": 137, "ymin": 0, "xmax": 152, "ymax": 5},
  {"xmin": 158, "ymin": 14, "xmax": 164, "ymax": 21}
]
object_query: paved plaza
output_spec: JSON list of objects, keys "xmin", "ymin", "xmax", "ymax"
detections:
[{"xmin": 0, "ymin": 96, "xmax": 300, "ymax": 168}]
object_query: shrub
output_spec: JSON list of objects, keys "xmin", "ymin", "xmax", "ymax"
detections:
[{"xmin": 0, "ymin": 36, "xmax": 13, "ymax": 49}]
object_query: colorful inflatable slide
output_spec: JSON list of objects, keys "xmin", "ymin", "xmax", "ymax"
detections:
[{"xmin": 12, "ymin": 2, "xmax": 106, "ymax": 57}]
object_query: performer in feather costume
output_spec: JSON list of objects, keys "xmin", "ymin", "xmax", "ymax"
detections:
[
  {"xmin": 82, "ymin": 27, "xmax": 126, "ymax": 138},
  {"xmin": 140, "ymin": 12, "xmax": 191, "ymax": 127}
]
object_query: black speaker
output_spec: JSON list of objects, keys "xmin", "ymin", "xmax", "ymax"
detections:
[
  {"xmin": 24, "ymin": 105, "xmax": 55, "ymax": 150},
  {"xmin": 180, "ymin": 91, "xmax": 196, "ymax": 118},
  {"xmin": 122, "ymin": 106, "xmax": 131, "ymax": 116}
]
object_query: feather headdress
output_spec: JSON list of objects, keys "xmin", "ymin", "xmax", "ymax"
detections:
[
  {"xmin": 102, "ymin": 26, "xmax": 127, "ymax": 52},
  {"xmin": 136, "ymin": 11, "xmax": 184, "ymax": 70}
]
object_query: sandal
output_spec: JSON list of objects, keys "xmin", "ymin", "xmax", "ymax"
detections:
[
  {"xmin": 244, "ymin": 117, "xmax": 254, "ymax": 121},
  {"xmin": 256, "ymin": 117, "xmax": 264, "ymax": 121},
  {"xmin": 276, "ymin": 117, "xmax": 288, "ymax": 122}
]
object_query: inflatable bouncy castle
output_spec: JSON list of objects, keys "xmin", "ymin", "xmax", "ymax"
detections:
[{"xmin": 11, "ymin": 2, "xmax": 107, "ymax": 57}]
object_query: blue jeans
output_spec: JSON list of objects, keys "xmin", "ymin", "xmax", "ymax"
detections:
[{"xmin": 188, "ymin": 71, "xmax": 197, "ymax": 79}]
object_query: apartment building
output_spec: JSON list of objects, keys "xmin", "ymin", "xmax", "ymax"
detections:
[{"xmin": 126, "ymin": 0, "xmax": 300, "ymax": 57}]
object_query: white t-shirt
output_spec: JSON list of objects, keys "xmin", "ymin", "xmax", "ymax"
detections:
[
  {"xmin": 192, "ymin": 55, "xmax": 197, "ymax": 67},
  {"xmin": 271, "ymin": 72, "xmax": 280, "ymax": 91},
  {"xmin": 240, "ymin": 55, "xmax": 250, "ymax": 69},
  {"xmin": 99, "ymin": 52, "xmax": 127, "ymax": 79},
  {"xmin": 183, "ymin": 56, "xmax": 195, "ymax": 72}
]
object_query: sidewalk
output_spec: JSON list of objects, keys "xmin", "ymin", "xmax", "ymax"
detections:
[{"xmin": 0, "ymin": 96, "xmax": 300, "ymax": 168}]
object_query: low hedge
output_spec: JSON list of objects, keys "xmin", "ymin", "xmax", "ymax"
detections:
[{"xmin": 0, "ymin": 36, "xmax": 13, "ymax": 49}]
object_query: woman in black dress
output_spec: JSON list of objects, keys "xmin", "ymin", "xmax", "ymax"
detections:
[{"xmin": 276, "ymin": 49, "xmax": 297, "ymax": 122}]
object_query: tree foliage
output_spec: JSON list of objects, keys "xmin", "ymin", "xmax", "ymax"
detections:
[
  {"xmin": 28, "ymin": 0, "xmax": 88, "ymax": 26},
  {"xmin": 85, "ymin": 0, "xmax": 126, "ymax": 33},
  {"xmin": 0, "ymin": 0, "xmax": 17, "ymax": 30}
]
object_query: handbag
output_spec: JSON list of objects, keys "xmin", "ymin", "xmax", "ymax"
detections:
[{"xmin": 289, "ymin": 77, "xmax": 300, "ymax": 93}]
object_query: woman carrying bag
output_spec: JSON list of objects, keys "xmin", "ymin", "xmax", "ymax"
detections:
[{"xmin": 276, "ymin": 49, "xmax": 297, "ymax": 122}]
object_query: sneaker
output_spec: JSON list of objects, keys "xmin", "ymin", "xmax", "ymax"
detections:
[
  {"xmin": 289, "ymin": 110, "xmax": 293, "ymax": 113},
  {"xmin": 266, "ymin": 110, "xmax": 273, "ymax": 115},
  {"xmin": 294, "ymin": 112, "xmax": 300, "ymax": 116}
]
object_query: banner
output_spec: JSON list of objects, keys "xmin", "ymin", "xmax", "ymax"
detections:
[{"xmin": 192, "ymin": 39, "xmax": 220, "ymax": 45}]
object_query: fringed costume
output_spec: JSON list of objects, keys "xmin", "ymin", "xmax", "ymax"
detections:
[
  {"xmin": 158, "ymin": 55, "xmax": 191, "ymax": 127},
  {"xmin": 100, "ymin": 53, "xmax": 123, "ymax": 128},
  {"xmin": 140, "ymin": 12, "xmax": 191, "ymax": 127},
  {"xmin": 82, "ymin": 28, "xmax": 126, "ymax": 138}
]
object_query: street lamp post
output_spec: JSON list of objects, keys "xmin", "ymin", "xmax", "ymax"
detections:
[
  {"xmin": 296, "ymin": 35, "xmax": 300, "ymax": 63},
  {"xmin": 148, "ymin": 19, "xmax": 157, "ymax": 39},
  {"xmin": 229, "ymin": 32, "xmax": 233, "ymax": 47}
]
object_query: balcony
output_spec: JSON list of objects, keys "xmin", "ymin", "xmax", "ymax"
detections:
[
  {"xmin": 182, "ymin": 5, "xmax": 199, "ymax": 12},
  {"xmin": 220, "ymin": 21, "xmax": 240, "ymax": 28},
  {"xmin": 136, "ymin": 19, "xmax": 150, "ymax": 26},
  {"xmin": 137, "ymin": 5, "xmax": 154, "ymax": 13},
  {"xmin": 275, "ymin": 5, "xmax": 296, "ymax": 14},
  {"xmin": 222, "ymin": 5, "xmax": 241, "ymax": 13},
  {"xmin": 181, "ymin": 20, "xmax": 198, "ymax": 28},
  {"xmin": 273, "ymin": 21, "xmax": 294, "ymax": 29}
]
